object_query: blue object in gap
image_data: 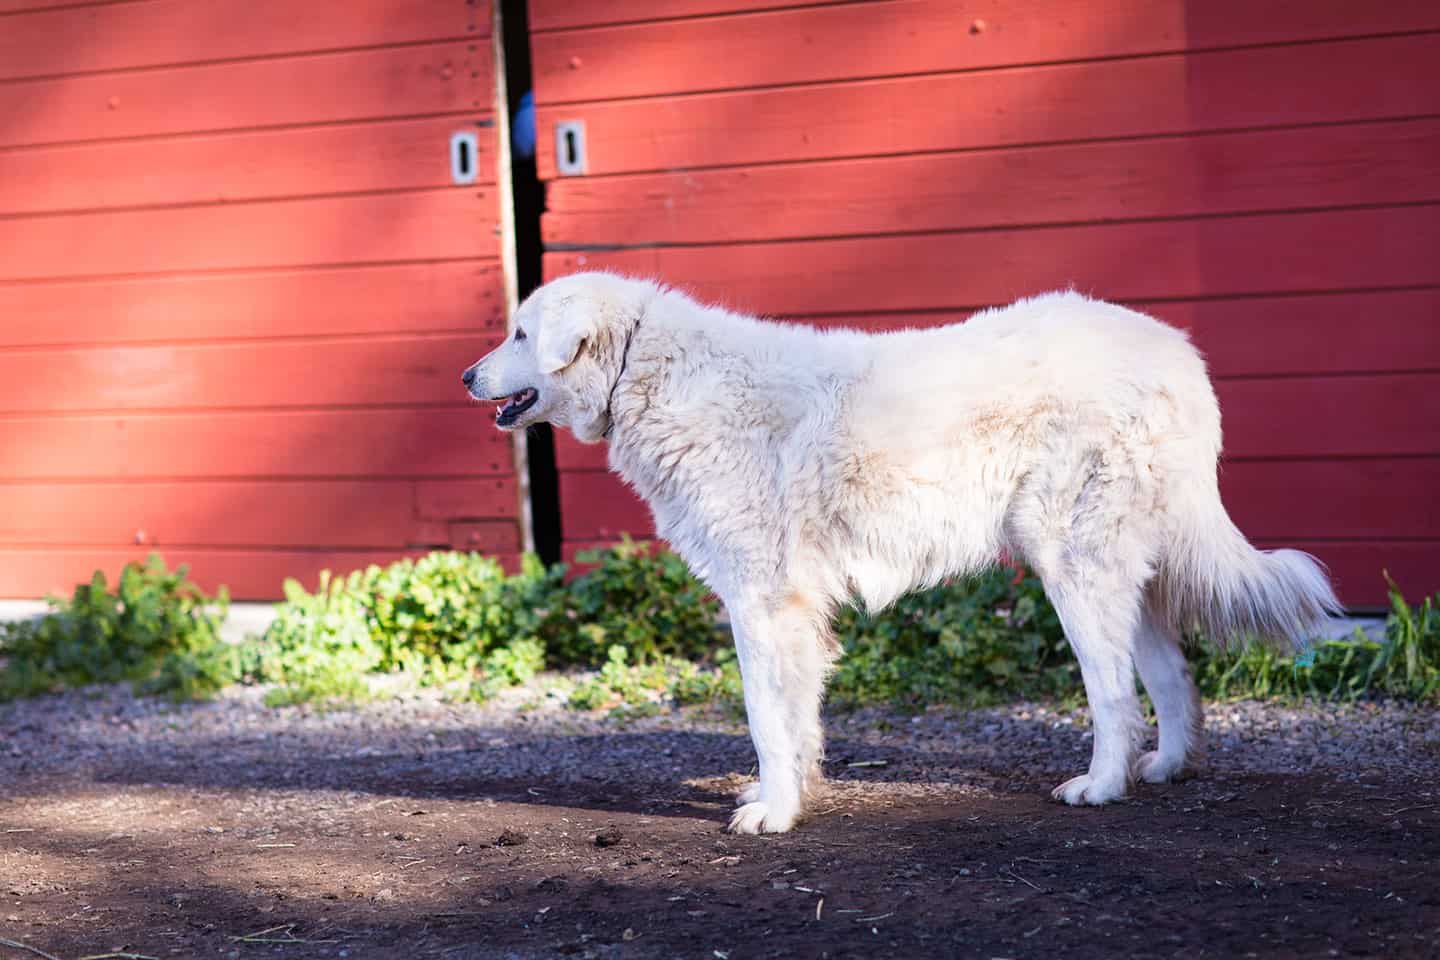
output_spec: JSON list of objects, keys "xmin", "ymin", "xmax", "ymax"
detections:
[{"xmin": 512, "ymin": 90, "xmax": 536, "ymax": 160}]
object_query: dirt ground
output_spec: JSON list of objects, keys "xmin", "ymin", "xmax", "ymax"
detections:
[{"xmin": 2, "ymin": 685, "xmax": 1437, "ymax": 960}]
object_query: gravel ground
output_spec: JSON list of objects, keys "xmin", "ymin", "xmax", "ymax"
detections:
[
  {"xmin": 4, "ymin": 679, "xmax": 1438, "ymax": 789},
  {"xmin": 2, "ymin": 681, "xmax": 1438, "ymax": 959}
]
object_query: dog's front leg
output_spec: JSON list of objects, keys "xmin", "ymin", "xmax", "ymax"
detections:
[{"xmin": 726, "ymin": 603, "xmax": 828, "ymax": 834}]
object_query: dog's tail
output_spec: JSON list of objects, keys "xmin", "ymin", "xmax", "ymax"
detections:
[{"xmin": 1154, "ymin": 473, "xmax": 1342, "ymax": 649}]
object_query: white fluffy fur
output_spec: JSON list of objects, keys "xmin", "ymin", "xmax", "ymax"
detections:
[{"xmin": 464, "ymin": 273, "xmax": 1341, "ymax": 833}]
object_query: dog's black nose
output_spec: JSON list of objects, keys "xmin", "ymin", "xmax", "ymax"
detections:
[{"xmin": 461, "ymin": 366, "xmax": 477, "ymax": 388}]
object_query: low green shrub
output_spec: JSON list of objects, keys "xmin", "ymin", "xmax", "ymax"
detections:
[
  {"xmin": 566, "ymin": 643, "xmax": 742, "ymax": 718},
  {"xmin": 828, "ymin": 566, "xmax": 1077, "ymax": 709},
  {"xmin": 1192, "ymin": 576, "xmax": 1440, "ymax": 702},
  {"xmin": 5, "ymin": 543, "xmax": 1436, "ymax": 716},
  {"xmin": 253, "ymin": 553, "xmax": 569, "ymax": 704},
  {"xmin": 556, "ymin": 537, "xmax": 723, "ymax": 665},
  {"xmin": 0, "ymin": 554, "xmax": 233, "ymax": 701},
  {"xmin": 250, "ymin": 540, "xmax": 720, "ymax": 705}
]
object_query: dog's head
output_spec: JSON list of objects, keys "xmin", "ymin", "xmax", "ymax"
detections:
[{"xmin": 462, "ymin": 272, "xmax": 650, "ymax": 443}]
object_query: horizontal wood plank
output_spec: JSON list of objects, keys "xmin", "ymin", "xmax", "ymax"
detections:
[
  {"xmin": 534, "ymin": 0, "xmax": 1440, "ymax": 104},
  {"xmin": 0, "ymin": 547, "xmax": 522, "ymax": 601},
  {"xmin": 0, "ymin": 409, "xmax": 513, "ymax": 480},
  {"xmin": 415, "ymin": 477, "xmax": 520, "ymax": 521},
  {"xmin": 1147, "ymin": 291, "xmax": 1440, "ymax": 379},
  {"xmin": 1219, "ymin": 374, "xmax": 1440, "ymax": 459},
  {"xmin": 536, "ymin": 34, "xmax": 1440, "ymax": 177},
  {"xmin": 545, "ymin": 119, "xmax": 1440, "ymax": 245},
  {"xmin": 0, "ymin": 479, "xmax": 518, "ymax": 549},
  {"xmin": 0, "ymin": 335, "xmax": 498, "ymax": 413},
  {"xmin": 0, "ymin": 0, "xmax": 125, "ymax": 10},
  {"xmin": 0, "ymin": 262, "xmax": 505, "ymax": 348},
  {"xmin": 0, "ymin": 190, "xmax": 498, "ymax": 281},
  {"xmin": 1222, "ymin": 459, "xmax": 1440, "ymax": 541},
  {"xmin": 546, "ymin": 206, "xmax": 1440, "ymax": 314},
  {"xmin": 446, "ymin": 520, "xmax": 520, "ymax": 554},
  {"xmin": 0, "ymin": 117, "xmax": 497, "ymax": 217},
  {"xmin": 529, "ymin": 0, "xmax": 831, "ymax": 32},
  {"xmin": 555, "ymin": 434, "xmax": 608, "ymax": 472},
  {"xmin": 0, "ymin": 41, "xmax": 491, "ymax": 150},
  {"xmin": 0, "ymin": 0, "xmax": 489, "ymax": 83},
  {"xmin": 559, "ymin": 471, "xmax": 653, "ymax": 541}
]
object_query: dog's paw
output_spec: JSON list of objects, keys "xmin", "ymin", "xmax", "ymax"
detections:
[
  {"xmin": 1051, "ymin": 773, "xmax": 1127, "ymax": 806},
  {"xmin": 735, "ymin": 782, "xmax": 761, "ymax": 806},
  {"xmin": 727, "ymin": 800, "xmax": 798, "ymax": 835},
  {"xmin": 1135, "ymin": 750, "xmax": 1185, "ymax": 784}
]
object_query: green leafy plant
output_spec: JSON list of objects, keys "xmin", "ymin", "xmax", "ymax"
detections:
[
  {"xmin": 251, "ymin": 568, "xmax": 385, "ymax": 706},
  {"xmin": 254, "ymin": 553, "xmax": 570, "ymax": 705},
  {"xmin": 1191, "ymin": 576, "xmax": 1440, "ymax": 702},
  {"xmin": 567, "ymin": 643, "xmax": 742, "ymax": 718},
  {"xmin": 556, "ymin": 536, "xmax": 723, "ymax": 665},
  {"xmin": 828, "ymin": 565, "xmax": 1076, "ymax": 709},
  {"xmin": 8, "ymin": 542, "xmax": 1435, "ymax": 717},
  {"xmin": 0, "ymin": 554, "xmax": 232, "ymax": 701}
]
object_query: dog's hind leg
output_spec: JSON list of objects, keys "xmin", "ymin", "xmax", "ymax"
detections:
[
  {"xmin": 1132, "ymin": 599, "xmax": 1203, "ymax": 783},
  {"xmin": 726, "ymin": 595, "xmax": 831, "ymax": 834},
  {"xmin": 1041, "ymin": 574, "xmax": 1146, "ymax": 806}
]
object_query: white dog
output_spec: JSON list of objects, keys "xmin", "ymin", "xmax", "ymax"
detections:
[{"xmin": 463, "ymin": 272, "xmax": 1339, "ymax": 834}]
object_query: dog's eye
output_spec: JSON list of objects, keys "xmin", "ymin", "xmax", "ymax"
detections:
[{"xmin": 513, "ymin": 328, "xmax": 527, "ymax": 343}]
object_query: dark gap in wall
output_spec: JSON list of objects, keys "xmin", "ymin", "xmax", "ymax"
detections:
[{"xmin": 500, "ymin": 0, "xmax": 561, "ymax": 566}]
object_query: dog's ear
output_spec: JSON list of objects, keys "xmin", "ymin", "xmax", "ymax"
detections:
[{"xmin": 536, "ymin": 296, "xmax": 596, "ymax": 374}]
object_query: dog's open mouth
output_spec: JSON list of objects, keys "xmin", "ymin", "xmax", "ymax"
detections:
[{"xmin": 494, "ymin": 387, "xmax": 539, "ymax": 426}]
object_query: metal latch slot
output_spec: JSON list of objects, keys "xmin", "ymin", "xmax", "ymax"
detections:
[
  {"xmin": 450, "ymin": 130, "xmax": 479, "ymax": 184},
  {"xmin": 555, "ymin": 120, "xmax": 587, "ymax": 176}
]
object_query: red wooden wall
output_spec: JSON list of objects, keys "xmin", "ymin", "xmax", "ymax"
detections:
[
  {"xmin": 0, "ymin": 0, "xmax": 518, "ymax": 599},
  {"xmin": 531, "ymin": 0, "xmax": 1440, "ymax": 608}
]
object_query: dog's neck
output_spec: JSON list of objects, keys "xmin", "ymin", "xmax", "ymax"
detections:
[{"xmin": 600, "ymin": 311, "xmax": 643, "ymax": 439}]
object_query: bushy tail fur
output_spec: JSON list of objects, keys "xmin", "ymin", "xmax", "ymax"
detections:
[{"xmin": 1156, "ymin": 478, "xmax": 1342, "ymax": 649}]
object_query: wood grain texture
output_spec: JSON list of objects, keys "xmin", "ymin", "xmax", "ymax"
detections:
[
  {"xmin": 559, "ymin": 470, "xmax": 653, "ymax": 541},
  {"xmin": 1146, "ymin": 291, "xmax": 1440, "ymax": 379},
  {"xmin": 0, "ymin": 547, "xmax": 523, "ymax": 601},
  {"xmin": 529, "ymin": 0, "xmax": 834, "ymax": 32},
  {"xmin": 1221, "ymin": 459, "xmax": 1440, "ymax": 541},
  {"xmin": 0, "ymin": 409, "xmax": 512, "ymax": 480},
  {"xmin": 554, "ymin": 435, "xmax": 608, "ymax": 472},
  {"xmin": 1218, "ymin": 375, "xmax": 1440, "ymax": 459},
  {"xmin": 544, "ymin": 119, "xmax": 1440, "ymax": 245},
  {"xmin": 533, "ymin": 0, "xmax": 1440, "ymax": 104},
  {"xmin": 536, "ymin": 34, "xmax": 1440, "ymax": 177},
  {"xmin": 1, "ymin": 190, "xmax": 498, "ymax": 281},
  {"xmin": 0, "ymin": 117, "xmax": 497, "ymax": 217},
  {"xmin": 0, "ymin": 41, "xmax": 492, "ymax": 149},
  {"xmin": 0, "ymin": 262, "xmax": 505, "ymax": 348},
  {"xmin": 0, "ymin": 335, "xmax": 498, "ymax": 413},
  {"xmin": 546, "ymin": 206, "xmax": 1440, "ymax": 315},
  {"xmin": 0, "ymin": 479, "xmax": 518, "ymax": 549},
  {"xmin": 0, "ymin": 0, "xmax": 490, "ymax": 82},
  {"xmin": 415, "ymin": 477, "xmax": 521, "ymax": 521}
]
